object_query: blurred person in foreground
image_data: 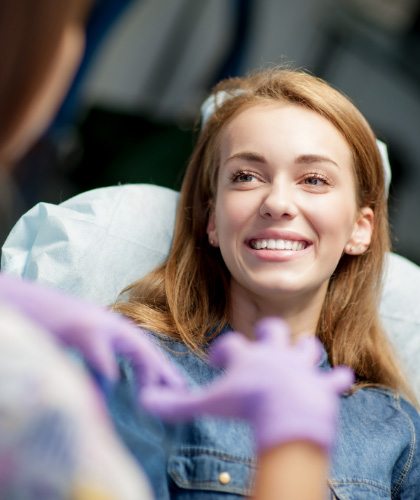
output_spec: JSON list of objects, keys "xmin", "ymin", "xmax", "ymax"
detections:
[{"xmin": 0, "ymin": 1, "xmax": 177, "ymax": 497}]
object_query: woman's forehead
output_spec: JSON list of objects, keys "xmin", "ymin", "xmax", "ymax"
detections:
[{"xmin": 217, "ymin": 102, "xmax": 353, "ymax": 169}]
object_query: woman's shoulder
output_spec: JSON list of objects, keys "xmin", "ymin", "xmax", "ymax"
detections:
[
  {"xmin": 343, "ymin": 385, "xmax": 419, "ymax": 418},
  {"xmin": 330, "ymin": 386, "xmax": 420, "ymax": 498},
  {"xmin": 338, "ymin": 386, "xmax": 420, "ymax": 444}
]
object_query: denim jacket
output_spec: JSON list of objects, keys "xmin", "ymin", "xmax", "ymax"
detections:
[{"xmin": 105, "ymin": 330, "xmax": 420, "ymax": 499}]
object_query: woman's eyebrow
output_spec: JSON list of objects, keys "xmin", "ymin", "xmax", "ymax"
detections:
[
  {"xmin": 295, "ymin": 154, "xmax": 339, "ymax": 168},
  {"xmin": 223, "ymin": 152, "xmax": 340, "ymax": 168},
  {"xmin": 224, "ymin": 151, "xmax": 266, "ymax": 164}
]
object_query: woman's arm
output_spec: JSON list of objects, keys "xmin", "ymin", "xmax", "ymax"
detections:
[{"xmin": 254, "ymin": 442, "xmax": 328, "ymax": 500}]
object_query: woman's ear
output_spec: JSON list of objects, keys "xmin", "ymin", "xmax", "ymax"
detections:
[
  {"xmin": 207, "ymin": 211, "xmax": 219, "ymax": 247},
  {"xmin": 344, "ymin": 207, "xmax": 374, "ymax": 255}
]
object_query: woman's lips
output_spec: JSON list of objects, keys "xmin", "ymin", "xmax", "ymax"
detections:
[
  {"xmin": 249, "ymin": 238, "xmax": 308, "ymax": 251},
  {"xmin": 245, "ymin": 235, "xmax": 313, "ymax": 262}
]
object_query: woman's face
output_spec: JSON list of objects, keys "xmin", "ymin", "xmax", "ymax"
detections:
[{"xmin": 207, "ymin": 103, "xmax": 373, "ymax": 305}]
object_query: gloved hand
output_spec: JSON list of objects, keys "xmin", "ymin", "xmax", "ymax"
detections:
[
  {"xmin": 0, "ymin": 274, "xmax": 185, "ymax": 391},
  {"xmin": 142, "ymin": 317, "xmax": 354, "ymax": 453}
]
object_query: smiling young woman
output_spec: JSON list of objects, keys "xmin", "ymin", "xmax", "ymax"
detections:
[
  {"xmin": 116, "ymin": 69, "xmax": 403, "ymax": 394},
  {"xmin": 113, "ymin": 67, "xmax": 420, "ymax": 498},
  {"xmin": 206, "ymin": 103, "xmax": 374, "ymax": 339}
]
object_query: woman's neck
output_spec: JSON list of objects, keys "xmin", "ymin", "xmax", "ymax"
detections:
[{"xmin": 229, "ymin": 281, "xmax": 328, "ymax": 339}]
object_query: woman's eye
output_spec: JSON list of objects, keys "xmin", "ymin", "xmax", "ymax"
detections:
[
  {"xmin": 303, "ymin": 175, "xmax": 329, "ymax": 187},
  {"xmin": 231, "ymin": 170, "xmax": 258, "ymax": 183}
]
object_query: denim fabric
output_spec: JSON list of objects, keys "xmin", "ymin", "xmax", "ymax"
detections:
[{"xmin": 106, "ymin": 330, "xmax": 420, "ymax": 499}]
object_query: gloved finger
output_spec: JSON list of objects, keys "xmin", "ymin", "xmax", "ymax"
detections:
[
  {"xmin": 132, "ymin": 356, "xmax": 187, "ymax": 392},
  {"xmin": 140, "ymin": 383, "xmax": 232, "ymax": 421},
  {"xmin": 114, "ymin": 328, "xmax": 187, "ymax": 389},
  {"xmin": 208, "ymin": 331, "xmax": 249, "ymax": 369},
  {"xmin": 294, "ymin": 335, "xmax": 323, "ymax": 365},
  {"xmin": 80, "ymin": 334, "xmax": 119, "ymax": 381},
  {"xmin": 324, "ymin": 366, "xmax": 354, "ymax": 394},
  {"xmin": 254, "ymin": 317, "xmax": 291, "ymax": 346}
]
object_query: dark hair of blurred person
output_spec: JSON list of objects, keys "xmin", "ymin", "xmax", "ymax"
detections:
[{"xmin": 0, "ymin": 0, "xmax": 91, "ymax": 166}]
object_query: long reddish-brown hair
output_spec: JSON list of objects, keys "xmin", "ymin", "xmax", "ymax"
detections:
[{"xmin": 115, "ymin": 68, "xmax": 413, "ymax": 401}]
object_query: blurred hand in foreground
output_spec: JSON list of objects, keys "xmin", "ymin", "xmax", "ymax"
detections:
[
  {"xmin": 0, "ymin": 274, "xmax": 185, "ymax": 391},
  {"xmin": 142, "ymin": 317, "xmax": 353, "ymax": 453}
]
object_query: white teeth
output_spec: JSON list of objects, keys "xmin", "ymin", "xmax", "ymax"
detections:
[{"xmin": 250, "ymin": 239, "xmax": 307, "ymax": 251}]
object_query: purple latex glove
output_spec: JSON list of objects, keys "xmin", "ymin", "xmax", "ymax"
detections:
[
  {"xmin": 0, "ymin": 274, "xmax": 185, "ymax": 391},
  {"xmin": 142, "ymin": 318, "xmax": 354, "ymax": 453}
]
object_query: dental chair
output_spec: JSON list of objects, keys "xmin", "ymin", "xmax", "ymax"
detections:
[{"xmin": 2, "ymin": 183, "xmax": 420, "ymax": 398}]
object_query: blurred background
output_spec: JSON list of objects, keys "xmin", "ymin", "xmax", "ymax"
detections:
[{"xmin": 3, "ymin": 0, "xmax": 420, "ymax": 263}]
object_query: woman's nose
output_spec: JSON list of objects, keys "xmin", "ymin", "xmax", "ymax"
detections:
[{"xmin": 259, "ymin": 184, "xmax": 297, "ymax": 220}]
